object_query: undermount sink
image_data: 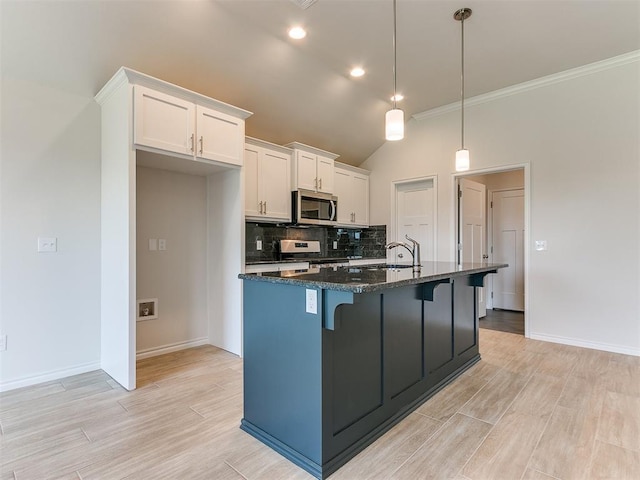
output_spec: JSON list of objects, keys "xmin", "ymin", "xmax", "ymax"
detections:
[{"xmin": 367, "ymin": 264, "xmax": 414, "ymax": 270}]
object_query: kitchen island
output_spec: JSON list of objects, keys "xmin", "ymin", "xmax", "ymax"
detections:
[{"xmin": 238, "ymin": 262, "xmax": 506, "ymax": 479}]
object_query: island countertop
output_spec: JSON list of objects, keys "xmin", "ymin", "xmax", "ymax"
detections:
[{"xmin": 239, "ymin": 261, "xmax": 508, "ymax": 293}]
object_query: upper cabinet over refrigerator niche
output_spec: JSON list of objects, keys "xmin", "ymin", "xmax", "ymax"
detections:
[
  {"xmin": 97, "ymin": 68, "xmax": 252, "ymax": 172},
  {"xmin": 286, "ymin": 142, "xmax": 338, "ymax": 194}
]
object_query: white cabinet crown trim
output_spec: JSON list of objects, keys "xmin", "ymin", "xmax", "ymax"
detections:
[
  {"xmin": 95, "ymin": 67, "xmax": 253, "ymax": 120},
  {"xmin": 284, "ymin": 141, "xmax": 339, "ymax": 160},
  {"xmin": 334, "ymin": 161, "xmax": 370, "ymax": 176},
  {"xmin": 245, "ymin": 136, "xmax": 293, "ymax": 156}
]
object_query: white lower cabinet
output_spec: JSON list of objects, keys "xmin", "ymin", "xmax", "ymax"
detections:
[
  {"xmin": 244, "ymin": 138, "xmax": 292, "ymax": 222},
  {"xmin": 334, "ymin": 163, "xmax": 370, "ymax": 227}
]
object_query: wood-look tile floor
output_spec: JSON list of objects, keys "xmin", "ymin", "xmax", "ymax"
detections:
[{"xmin": 2, "ymin": 330, "xmax": 639, "ymax": 479}]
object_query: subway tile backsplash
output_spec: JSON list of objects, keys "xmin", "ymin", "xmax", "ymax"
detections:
[{"xmin": 245, "ymin": 223, "xmax": 386, "ymax": 263}]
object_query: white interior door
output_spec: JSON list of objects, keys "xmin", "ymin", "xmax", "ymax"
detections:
[
  {"xmin": 491, "ymin": 189, "xmax": 525, "ymax": 311},
  {"xmin": 394, "ymin": 179, "xmax": 435, "ymax": 264},
  {"xmin": 459, "ymin": 178, "xmax": 487, "ymax": 317}
]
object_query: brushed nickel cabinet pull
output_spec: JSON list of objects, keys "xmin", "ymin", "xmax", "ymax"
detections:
[
  {"xmin": 190, "ymin": 133, "xmax": 194, "ymax": 152},
  {"xmin": 259, "ymin": 201, "xmax": 263, "ymax": 214},
  {"xmin": 199, "ymin": 136, "xmax": 203, "ymax": 154}
]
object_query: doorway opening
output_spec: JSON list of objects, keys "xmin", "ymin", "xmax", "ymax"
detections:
[
  {"xmin": 390, "ymin": 176, "xmax": 437, "ymax": 263},
  {"xmin": 455, "ymin": 166, "xmax": 528, "ymax": 336}
]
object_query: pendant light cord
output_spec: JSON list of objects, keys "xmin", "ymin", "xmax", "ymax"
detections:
[
  {"xmin": 392, "ymin": 0, "xmax": 398, "ymax": 110},
  {"xmin": 460, "ymin": 12, "xmax": 465, "ymax": 149}
]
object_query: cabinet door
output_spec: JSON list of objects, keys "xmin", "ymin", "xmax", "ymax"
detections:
[
  {"xmin": 352, "ymin": 173, "xmax": 369, "ymax": 226},
  {"xmin": 134, "ymin": 85, "xmax": 194, "ymax": 155},
  {"xmin": 196, "ymin": 106, "xmax": 244, "ymax": 166},
  {"xmin": 244, "ymin": 145, "xmax": 261, "ymax": 218},
  {"xmin": 317, "ymin": 155, "xmax": 334, "ymax": 193},
  {"xmin": 261, "ymin": 150, "xmax": 291, "ymax": 221},
  {"xmin": 333, "ymin": 168, "xmax": 353, "ymax": 224},
  {"xmin": 296, "ymin": 151, "xmax": 318, "ymax": 191}
]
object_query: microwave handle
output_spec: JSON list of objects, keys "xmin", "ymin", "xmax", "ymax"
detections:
[{"xmin": 329, "ymin": 200, "xmax": 336, "ymax": 221}]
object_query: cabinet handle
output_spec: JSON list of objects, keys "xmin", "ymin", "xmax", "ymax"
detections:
[
  {"xmin": 314, "ymin": 178, "xmax": 318, "ymax": 189},
  {"xmin": 259, "ymin": 201, "xmax": 263, "ymax": 214},
  {"xmin": 199, "ymin": 136, "xmax": 203, "ymax": 154},
  {"xmin": 264, "ymin": 201, "xmax": 267, "ymax": 214},
  {"xmin": 190, "ymin": 133, "xmax": 195, "ymax": 152},
  {"xmin": 319, "ymin": 178, "xmax": 322, "ymax": 190}
]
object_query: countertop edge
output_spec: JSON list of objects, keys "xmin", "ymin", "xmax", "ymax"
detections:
[{"xmin": 238, "ymin": 263, "xmax": 508, "ymax": 293}]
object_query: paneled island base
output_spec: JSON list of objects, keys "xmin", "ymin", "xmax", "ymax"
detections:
[{"xmin": 239, "ymin": 263, "xmax": 505, "ymax": 479}]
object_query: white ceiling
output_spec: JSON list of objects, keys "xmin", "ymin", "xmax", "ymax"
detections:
[{"xmin": 2, "ymin": 0, "xmax": 639, "ymax": 166}]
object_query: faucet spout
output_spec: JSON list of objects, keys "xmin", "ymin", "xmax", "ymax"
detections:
[{"xmin": 385, "ymin": 235, "xmax": 422, "ymax": 271}]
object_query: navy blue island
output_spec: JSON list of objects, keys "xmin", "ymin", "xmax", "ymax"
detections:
[{"xmin": 238, "ymin": 261, "xmax": 506, "ymax": 479}]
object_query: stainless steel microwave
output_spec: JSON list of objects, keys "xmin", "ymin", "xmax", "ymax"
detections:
[{"xmin": 292, "ymin": 189, "xmax": 338, "ymax": 226}]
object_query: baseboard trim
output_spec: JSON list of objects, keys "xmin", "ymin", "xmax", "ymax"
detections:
[
  {"xmin": 136, "ymin": 337, "xmax": 209, "ymax": 360},
  {"xmin": 0, "ymin": 361, "xmax": 101, "ymax": 393},
  {"xmin": 529, "ymin": 333, "xmax": 639, "ymax": 357}
]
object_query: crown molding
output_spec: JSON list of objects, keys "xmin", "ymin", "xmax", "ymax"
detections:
[{"xmin": 413, "ymin": 50, "xmax": 640, "ymax": 121}]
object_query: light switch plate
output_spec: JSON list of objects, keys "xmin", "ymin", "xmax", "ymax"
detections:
[
  {"xmin": 333, "ymin": 240, "xmax": 338, "ymax": 249},
  {"xmin": 37, "ymin": 237, "xmax": 57, "ymax": 253},
  {"xmin": 306, "ymin": 289, "xmax": 317, "ymax": 314},
  {"xmin": 149, "ymin": 239, "xmax": 158, "ymax": 251},
  {"xmin": 256, "ymin": 240, "xmax": 263, "ymax": 251}
]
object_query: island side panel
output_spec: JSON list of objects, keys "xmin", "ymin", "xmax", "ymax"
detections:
[
  {"xmin": 424, "ymin": 280, "xmax": 455, "ymax": 389},
  {"xmin": 453, "ymin": 275, "xmax": 479, "ymax": 359},
  {"xmin": 242, "ymin": 281, "xmax": 323, "ymax": 466}
]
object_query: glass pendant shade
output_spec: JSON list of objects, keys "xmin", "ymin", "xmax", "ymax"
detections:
[
  {"xmin": 455, "ymin": 148, "xmax": 470, "ymax": 171},
  {"xmin": 385, "ymin": 108, "xmax": 404, "ymax": 141}
]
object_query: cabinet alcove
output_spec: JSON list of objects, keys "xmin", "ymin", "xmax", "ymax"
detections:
[{"xmin": 96, "ymin": 67, "xmax": 252, "ymax": 390}]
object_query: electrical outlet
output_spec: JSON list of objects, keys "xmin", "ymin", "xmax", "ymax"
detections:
[
  {"xmin": 0, "ymin": 334, "xmax": 7, "ymax": 352},
  {"xmin": 535, "ymin": 240, "xmax": 547, "ymax": 251},
  {"xmin": 158, "ymin": 239, "xmax": 167, "ymax": 251},
  {"xmin": 37, "ymin": 237, "xmax": 57, "ymax": 253},
  {"xmin": 333, "ymin": 240, "xmax": 338, "ymax": 249},
  {"xmin": 305, "ymin": 289, "xmax": 317, "ymax": 314},
  {"xmin": 256, "ymin": 240, "xmax": 263, "ymax": 251}
]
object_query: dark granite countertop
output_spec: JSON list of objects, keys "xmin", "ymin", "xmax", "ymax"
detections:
[
  {"xmin": 239, "ymin": 262, "xmax": 508, "ymax": 293},
  {"xmin": 245, "ymin": 256, "xmax": 384, "ymax": 266}
]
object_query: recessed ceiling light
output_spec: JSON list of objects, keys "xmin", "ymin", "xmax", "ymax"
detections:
[
  {"xmin": 391, "ymin": 94, "xmax": 404, "ymax": 102},
  {"xmin": 288, "ymin": 26, "xmax": 307, "ymax": 39},
  {"xmin": 350, "ymin": 67, "xmax": 365, "ymax": 78}
]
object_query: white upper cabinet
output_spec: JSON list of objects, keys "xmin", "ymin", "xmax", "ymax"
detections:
[
  {"xmin": 334, "ymin": 163, "xmax": 370, "ymax": 227},
  {"xmin": 196, "ymin": 106, "xmax": 244, "ymax": 166},
  {"xmin": 244, "ymin": 138, "xmax": 292, "ymax": 222},
  {"xmin": 129, "ymin": 74, "xmax": 251, "ymax": 169},
  {"xmin": 286, "ymin": 142, "xmax": 338, "ymax": 194},
  {"xmin": 134, "ymin": 87, "xmax": 194, "ymax": 155}
]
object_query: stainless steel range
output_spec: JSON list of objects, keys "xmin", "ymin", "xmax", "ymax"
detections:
[{"xmin": 279, "ymin": 240, "xmax": 349, "ymax": 268}]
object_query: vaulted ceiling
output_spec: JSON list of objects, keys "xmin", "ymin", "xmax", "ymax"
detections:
[{"xmin": 2, "ymin": 0, "xmax": 639, "ymax": 165}]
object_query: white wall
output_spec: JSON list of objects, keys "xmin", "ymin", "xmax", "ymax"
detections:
[
  {"xmin": 468, "ymin": 170, "xmax": 524, "ymax": 191},
  {"xmin": 0, "ymin": 76, "xmax": 102, "ymax": 389},
  {"xmin": 136, "ymin": 166, "xmax": 208, "ymax": 354},
  {"xmin": 363, "ymin": 55, "xmax": 640, "ymax": 355}
]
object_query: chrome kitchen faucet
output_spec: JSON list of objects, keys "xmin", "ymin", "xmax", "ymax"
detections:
[{"xmin": 385, "ymin": 235, "xmax": 421, "ymax": 272}]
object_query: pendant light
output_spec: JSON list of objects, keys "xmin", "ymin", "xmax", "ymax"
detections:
[
  {"xmin": 454, "ymin": 8, "xmax": 472, "ymax": 171},
  {"xmin": 385, "ymin": 0, "xmax": 404, "ymax": 141}
]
